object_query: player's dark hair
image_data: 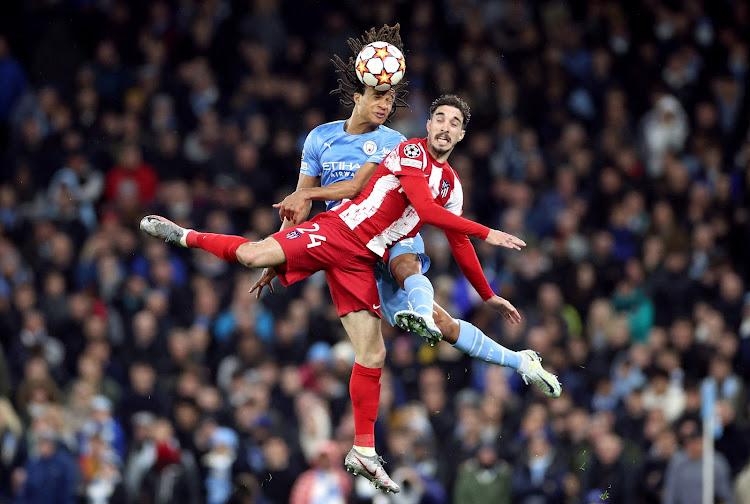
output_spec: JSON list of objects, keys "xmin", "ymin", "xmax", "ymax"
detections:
[
  {"xmin": 330, "ymin": 23, "xmax": 409, "ymax": 120},
  {"xmin": 429, "ymin": 94, "xmax": 471, "ymax": 129}
]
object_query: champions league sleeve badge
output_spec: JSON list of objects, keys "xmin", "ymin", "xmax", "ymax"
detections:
[{"xmin": 403, "ymin": 144, "xmax": 421, "ymax": 158}]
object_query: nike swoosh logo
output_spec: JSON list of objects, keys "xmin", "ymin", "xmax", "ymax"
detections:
[
  {"xmin": 541, "ymin": 376, "xmax": 556, "ymax": 395},
  {"xmin": 354, "ymin": 455, "xmax": 377, "ymax": 477},
  {"xmin": 372, "ymin": 304, "xmax": 381, "ymax": 310}
]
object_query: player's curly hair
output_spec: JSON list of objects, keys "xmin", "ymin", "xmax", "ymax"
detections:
[
  {"xmin": 330, "ymin": 23, "xmax": 409, "ymax": 120},
  {"xmin": 429, "ymin": 94, "xmax": 471, "ymax": 129}
]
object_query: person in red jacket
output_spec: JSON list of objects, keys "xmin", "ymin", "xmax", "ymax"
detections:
[{"xmin": 105, "ymin": 143, "xmax": 158, "ymax": 205}]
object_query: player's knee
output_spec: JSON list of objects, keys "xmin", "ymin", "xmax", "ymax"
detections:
[
  {"xmin": 235, "ymin": 243, "xmax": 259, "ymax": 268},
  {"xmin": 355, "ymin": 342, "xmax": 386, "ymax": 368},
  {"xmin": 389, "ymin": 253, "xmax": 421, "ymax": 288},
  {"xmin": 370, "ymin": 344, "xmax": 386, "ymax": 368}
]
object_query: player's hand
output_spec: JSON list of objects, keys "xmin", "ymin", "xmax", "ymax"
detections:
[
  {"xmin": 273, "ymin": 190, "xmax": 312, "ymax": 224},
  {"xmin": 484, "ymin": 229, "xmax": 526, "ymax": 250},
  {"xmin": 250, "ymin": 267, "xmax": 277, "ymax": 298},
  {"xmin": 485, "ymin": 295, "xmax": 522, "ymax": 323}
]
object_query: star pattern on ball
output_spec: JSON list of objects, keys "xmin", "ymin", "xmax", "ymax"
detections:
[
  {"xmin": 374, "ymin": 47, "xmax": 390, "ymax": 59},
  {"xmin": 354, "ymin": 41, "xmax": 406, "ymax": 90},
  {"xmin": 376, "ymin": 70, "xmax": 392, "ymax": 85}
]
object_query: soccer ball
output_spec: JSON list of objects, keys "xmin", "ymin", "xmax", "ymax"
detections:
[{"xmin": 355, "ymin": 41, "xmax": 406, "ymax": 92}]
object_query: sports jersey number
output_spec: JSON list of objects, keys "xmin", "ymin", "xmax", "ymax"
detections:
[
  {"xmin": 296, "ymin": 223, "xmax": 320, "ymax": 234},
  {"xmin": 307, "ymin": 234, "xmax": 327, "ymax": 248},
  {"xmin": 293, "ymin": 223, "xmax": 327, "ymax": 248}
]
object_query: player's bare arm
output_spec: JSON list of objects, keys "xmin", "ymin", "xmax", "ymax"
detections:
[
  {"xmin": 274, "ymin": 161, "xmax": 379, "ymax": 224},
  {"xmin": 251, "ymin": 172, "xmax": 320, "ymax": 297}
]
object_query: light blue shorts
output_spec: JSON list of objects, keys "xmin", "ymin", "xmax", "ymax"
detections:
[{"xmin": 374, "ymin": 234, "xmax": 431, "ymax": 326}]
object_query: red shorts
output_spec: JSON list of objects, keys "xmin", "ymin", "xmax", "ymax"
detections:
[{"xmin": 271, "ymin": 212, "xmax": 381, "ymax": 318}]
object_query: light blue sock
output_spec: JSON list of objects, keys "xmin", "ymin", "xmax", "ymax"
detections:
[
  {"xmin": 453, "ymin": 320, "xmax": 522, "ymax": 370},
  {"xmin": 404, "ymin": 274, "xmax": 434, "ymax": 320}
]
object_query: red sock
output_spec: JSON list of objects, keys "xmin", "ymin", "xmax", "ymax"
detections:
[
  {"xmin": 185, "ymin": 231, "xmax": 249, "ymax": 262},
  {"xmin": 350, "ymin": 363, "xmax": 382, "ymax": 448}
]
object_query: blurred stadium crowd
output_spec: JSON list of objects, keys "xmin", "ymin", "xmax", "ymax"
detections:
[{"xmin": 1, "ymin": 0, "xmax": 750, "ymax": 503}]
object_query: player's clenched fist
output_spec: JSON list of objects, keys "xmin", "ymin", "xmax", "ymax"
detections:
[{"xmin": 484, "ymin": 229, "xmax": 526, "ymax": 250}]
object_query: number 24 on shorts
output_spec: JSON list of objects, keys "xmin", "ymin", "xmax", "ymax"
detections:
[{"xmin": 290, "ymin": 223, "xmax": 327, "ymax": 248}]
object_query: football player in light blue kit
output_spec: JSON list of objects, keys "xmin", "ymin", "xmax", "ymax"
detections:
[{"xmin": 252, "ymin": 24, "xmax": 560, "ymax": 400}]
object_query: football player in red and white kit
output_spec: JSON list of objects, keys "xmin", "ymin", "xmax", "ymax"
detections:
[{"xmin": 139, "ymin": 94, "xmax": 559, "ymax": 492}]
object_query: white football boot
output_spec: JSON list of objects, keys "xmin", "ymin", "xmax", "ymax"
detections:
[
  {"xmin": 344, "ymin": 448, "xmax": 401, "ymax": 494},
  {"xmin": 517, "ymin": 350, "xmax": 562, "ymax": 398}
]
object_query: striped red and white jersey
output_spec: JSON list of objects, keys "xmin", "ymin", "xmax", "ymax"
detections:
[{"xmin": 332, "ymin": 138, "xmax": 463, "ymax": 257}]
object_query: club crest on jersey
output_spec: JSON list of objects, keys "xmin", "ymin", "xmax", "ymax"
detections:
[
  {"xmin": 286, "ymin": 230, "xmax": 301, "ymax": 239},
  {"xmin": 440, "ymin": 179, "xmax": 450, "ymax": 198},
  {"xmin": 362, "ymin": 140, "xmax": 377, "ymax": 155},
  {"xmin": 403, "ymin": 144, "xmax": 421, "ymax": 158}
]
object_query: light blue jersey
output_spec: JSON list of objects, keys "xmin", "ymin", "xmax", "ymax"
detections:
[
  {"xmin": 299, "ymin": 120, "xmax": 429, "ymax": 325},
  {"xmin": 300, "ymin": 120, "xmax": 405, "ymax": 210}
]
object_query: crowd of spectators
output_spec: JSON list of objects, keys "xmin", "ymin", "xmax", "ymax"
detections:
[{"xmin": 1, "ymin": 0, "xmax": 750, "ymax": 503}]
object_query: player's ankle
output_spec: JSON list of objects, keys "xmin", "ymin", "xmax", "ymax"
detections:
[
  {"xmin": 415, "ymin": 307, "xmax": 434, "ymax": 321},
  {"xmin": 183, "ymin": 229, "xmax": 197, "ymax": 247},
  {"xmin": 353, "ymin": 445, "xmax": 376, "ymax": 456}
]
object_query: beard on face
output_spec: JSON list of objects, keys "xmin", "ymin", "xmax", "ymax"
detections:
[{"xmin": 430, "ymin": 132, "xmax": 452, "ymax": 153}]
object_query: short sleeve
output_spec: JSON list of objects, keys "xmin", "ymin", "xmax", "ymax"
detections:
[
  {"xmin": 366, "ymin": 133, "xmax": 407, "ymax": 165},
  {"xmin": 383, "ymin": 140, "xmax": 427, "ymax": 177},
  {"xmin": 300, "ymin": 129, "xmax": 321, "ymax": 177}
]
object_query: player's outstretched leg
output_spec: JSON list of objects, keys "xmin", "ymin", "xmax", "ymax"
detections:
[{"xmin": 445, "ymin": 317, "xmax": 561, "ymax": 398}]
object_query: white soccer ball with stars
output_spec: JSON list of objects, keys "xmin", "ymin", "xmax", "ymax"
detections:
[{"xmin": 355, "ymin": 41, "xmax": 406, "ymax": 92}]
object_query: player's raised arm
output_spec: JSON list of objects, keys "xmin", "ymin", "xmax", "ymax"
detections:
[{"xmin": 275, "ymin": 161, "xmax": 379, "ymax": 223}]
